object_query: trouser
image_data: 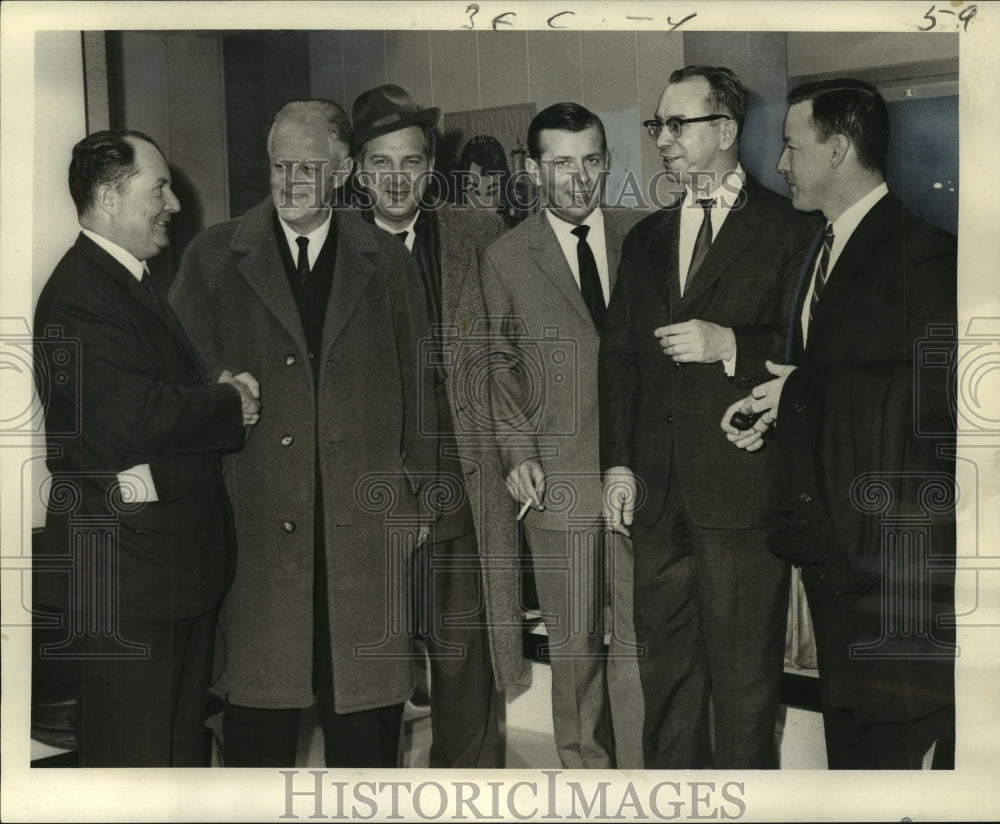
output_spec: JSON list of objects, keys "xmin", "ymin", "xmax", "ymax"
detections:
[
  {"xmin": 523, "ymin": 521, "xmax": 613, "ymax": 769},
  {"xmin": 414, "ymin": 532, "xmax": 503, "ymax": 767},
  {"xmin": 74, "ymin": 608, "xmax": 217, "ymax": 767},
  {"xmin": 632, "ymin": 473, "xmax": 790, "ymax": 769}
]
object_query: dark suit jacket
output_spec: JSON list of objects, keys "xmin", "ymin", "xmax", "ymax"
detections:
[
  {"xmin": 772, "ymin": 193, "xmax": 956, "ymax": 723},
  {"xmin": 480, "ymin": 207, "xmax": 645, "ymax": 530},
  {"xmin": 33, "ymin": 233, "xmax": 245, "ymax": 622},
  {"xmin": 600, "ymin": 174, "xmax": 813, "ymax": 529}
]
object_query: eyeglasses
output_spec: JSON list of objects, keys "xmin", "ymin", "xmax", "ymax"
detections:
[{"xmin": 642, "ymin": 115, "xmax": 730, "ymax": 140}]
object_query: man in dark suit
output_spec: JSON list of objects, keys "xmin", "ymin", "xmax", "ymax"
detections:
[
  {"xmin": 724, "ymin": 78, "xmax": 957, "ymax": 769},
  {"xmin": 350, "ymin": 83, "xmax": 526, "ymax": 768},
  {"xmin": 599, "ymin": 65, "xmax": 813, "ymax": 769},
  {"xmin": 480, "ymin": 102, "xmax": 646, "ymax": 769},
  {"xmin": 33, "ymin": 130, "xmax": 257, "ymax": 766},
  {"xmin": 171, "ymin": 100, "xmax": 437, "ymax": 768}
]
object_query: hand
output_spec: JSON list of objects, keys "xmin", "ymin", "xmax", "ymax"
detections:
[
  {"xmin": 654, "ymin": 320, "xmax": 736, "ymax": 364},
  {"xmin": 218, "ymin": 369, "xmax": 261, "ymax": 426},
  {"xmin": 506, "ymin": 459, "xmax": 545, "ymax": 511},
  {"xmin": 234, "ymin": 371, "xmax": 260, "ymax": 399},
  {"xmin": 748, "ymin": 361, "xmax": 797, "ymax": 419},
  {"xmin": 721, "ymin": 396, "xmax": 769, "ymax": 452},
  {"xmin": 602, "ymin": 466, "xmax": 636, "ymax": 537}
]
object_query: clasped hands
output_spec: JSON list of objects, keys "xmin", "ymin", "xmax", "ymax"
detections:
[
  {"xmin": 218, "ymin": 369, "xmax": 261, "ymax": 426},
  {"xmin": 720, "ymin": 360, "xmax": 796, "ymax": 452}
]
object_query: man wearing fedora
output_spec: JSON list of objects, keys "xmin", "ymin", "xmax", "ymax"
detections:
[
  {"xmin": 351, "ymin": 84, "xmax": 526, "ymax": 768},
  {"xmin": 170, "ymin": 98, "xmax": 438, "ymax": 767}
]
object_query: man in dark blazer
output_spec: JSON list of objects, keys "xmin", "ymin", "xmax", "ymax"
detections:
[
  {"xmin": 170, "ymin": 99, "xmax": 437, "ymax": 768},
  {"xmin": 349, "ymin": 83, "xmax": 526, "ymax": 768},
  {"xmin": 599, "ymin": 66, "xmax": 813, "ymax": 769},
  {"xmin": 480, "ymin": 102, "xmax": 646, "ymax": 769},
  {"xmin": 33, "ymin": 130, "xmax": 256, "ymax": 766},
  {"xmin": 724, "ymin": 78, "xmax": 957, "ymax": 769}
]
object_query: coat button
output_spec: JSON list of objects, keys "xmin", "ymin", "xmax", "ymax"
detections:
[
  {"xmin": 800, "ymin": 492, "xmax": 812, "ymax": 503},
  {"xmin": 283, "ymin": 520, "xmax": 296, "ymax": 533},
  {"xmin": 673, "ymin": 361, "xmax": 683, "ymax": 371},
  {"xmin": 286, "ymin": 353, "xmax": 297, "ymax": 366},
  {"xmin": 281, "ymin": 435, "xmax": 294, "ymax": 446},
  {"xmin": 793, "ymin": 402, "xmax": 807, "ymax": 414},
  {"xmin": 667, "ymin": 413, "xmax": 674, "ymax": 423}
]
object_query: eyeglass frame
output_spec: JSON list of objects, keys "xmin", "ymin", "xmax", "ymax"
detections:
[{"xmin": 642, "ymin": 114, "xmax": 731, "ymax": 140}]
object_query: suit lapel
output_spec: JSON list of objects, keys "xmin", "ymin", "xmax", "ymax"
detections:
[
  {"xmin": 808, "ymin": 194, "xmax": 896, "ymax": 347},
  {"xmin": 77, "ymin": 234, "xmax": 206, "ymax": 378},
  {"xmin": 318, "ymin": 210, "xmax": 376, "ymax": 359},
  {"xmin": 529, "ymin": 213, "xmax": 595, "ymax": 329},
  {"xmin": 678, "ymin": 181, "xmax": 755, "ymax": 310},
  {"xmin": 232, "ymin": 200, "xmax": 309, "ymax": 351},
  {"xmin": 786, "ymin": 225, "xmax": 824, "ymax": 363}
]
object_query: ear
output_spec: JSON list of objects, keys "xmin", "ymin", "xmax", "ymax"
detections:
[
  {"xmin": 718, "ymin": 118, "xmax": 739, "ymax": 152},
  {"xmin": 525, "ymin": 156, "xmax": 541, "ymax": 183},
  {"xmin": 95, "ymin": 183, "xmax": 119, "ymax": 216},
  {"xmin": 829, "ymin": 134, "xmax": 850, "ymax": 169}
]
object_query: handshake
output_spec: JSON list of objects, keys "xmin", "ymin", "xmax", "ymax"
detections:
[{"xmin": 218, "ymin": 369, "xmax": 262, "ymax": 427}]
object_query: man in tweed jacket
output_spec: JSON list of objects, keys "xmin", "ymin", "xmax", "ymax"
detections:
[{"xmin": 352, "ymin": 84, "xmax": 526, "ymax": 768}]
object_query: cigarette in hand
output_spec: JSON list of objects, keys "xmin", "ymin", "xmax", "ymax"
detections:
[{"xmin": 517, "ymin": 499, "xmax": 532, "ymax": 520}]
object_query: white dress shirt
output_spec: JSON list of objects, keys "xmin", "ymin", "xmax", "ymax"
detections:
[
  {"xmin": 81, "ymin": 228, "xmax": 145, "ymax": 281},
  {"xmin": 374, "ymin": 214, "xmax": 418, "ymax": 253},
  {"xmin": 277, "ymin": 210, "xmax": 333, "ymax": 269},
  {"xmin": 800, "ymin": 182, "xmax": 889, "ymax": 342},
  {"xmin": 546, "ymin": 208, "xmax": 611, "ymax": 305}
]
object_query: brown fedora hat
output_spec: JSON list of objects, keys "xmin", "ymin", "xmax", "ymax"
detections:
[{"xmin": 351, "ymin": 84, "xmax": 441, "ymax": 155}]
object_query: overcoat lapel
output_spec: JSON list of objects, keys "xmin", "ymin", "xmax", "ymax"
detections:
[
  {"xmin": 231, "ymin": 200, "xmax": 308, "ymax": 351},
  {"xmin": 528, "ymin": 213, "xmax": 595, "ymax": 329},
  {"xmin": 319, "ymin": 210, "xmax": 377, "ymax": 360}
]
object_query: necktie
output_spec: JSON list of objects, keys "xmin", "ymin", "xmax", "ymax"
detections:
[
  {"xmin": 140, "ymin": 265, "xmax": 162, "ymax": 309},
  {"xmin": 295, "ymin": 235, "xmax": 310, "ymax": 285},
  {"xmin": 808, "ymin": 224, "xmax": 835, "ymax": 328},
  {"xmin": 685, "ymin": 197, "xmax": 715, "ymax": 288},
  {"xmin": 395, "ymin": 230, "xmax": 409, "ymax": 247},
  {"xmin": 571, "ymin": 224, "xmax": 605, "ymax": 332}
]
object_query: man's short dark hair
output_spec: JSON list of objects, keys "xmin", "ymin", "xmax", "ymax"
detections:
[
  {"xmin": 787, "ymin": 78, "xmax": 889, "ymax": 173},
  {"xmin": 527, "ymin": 102, "xmax": 607, "ymax": 160},
  {"xmin": 667, "ymin": 65, "xmax": 748, "ymax": 137},
  {"xmin": 68, "ymin": 130, "xmax": 161, "ymax": 216}
]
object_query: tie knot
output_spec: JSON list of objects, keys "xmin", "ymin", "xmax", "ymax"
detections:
[
  {"xmin": 823, "ymin": 223, "xmax": 835, "ymax": 242},
  {"xmin": 697, "ymin": 197, "xmax": 715, "ymax": 212},
  {"xmin": 296, "ymin": 236, "xmax": 309, "ymax": 252},
  {"xmin": 571, "ymin": 224, "xmax": 590, "ymax": 241},
  {"xmin": 395, "ymin": 231, "xmax": 408, "ymax": 243}
]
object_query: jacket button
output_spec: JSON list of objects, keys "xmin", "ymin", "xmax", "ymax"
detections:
[
  {"xmin": 800, "ymin": 492, "xmax": 812, "ymax": 503},
  {"xmin": 281, "ymin": 435, "xmax": 294, "ymax": 447},
  {"xmin": 793, "ymin": 402, "xmax": 807, "ymax": 414},
  {"xmin": 283, "ymin": 520, "xmax": 296, "ymax": 533},
  {"xmin": 673, "ymin": 361, "xmax": 683, "ymax": 371},
  {"xmin": 285, "ymin": 353, "xmax": 297, "ymax": 366},
  {"xmin": 740, "ymin": 376, "xmax": 749, "ymax": 384},
  {"xmin": 667, "ymin": 413, "xmax": 674, "ymax": 423}
]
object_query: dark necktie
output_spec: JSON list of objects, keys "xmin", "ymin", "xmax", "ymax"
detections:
[
  {"xmin": 808, "ymin": 224, "xmax": 835, "ymax": 329},
  {"xmin": 140, "ymin": 266, "xmax": 162, "ymax": 309},
  {"xmin": 686, "ymin": 197, "xmax": 715, "ymax": 287},
  {"xmin": 295, "ymin": 235, "xmax": 310, "ymax": 285},
  {"xmin": 395, "ymin": 230, "xmax": 409, "ymax": 247},
  {"xmin": 571, "ymin": 224, "xmax": 605, "ymax": 332}
]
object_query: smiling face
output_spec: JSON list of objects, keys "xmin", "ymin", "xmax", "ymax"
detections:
[
  {"xmin": 528, "ymin": 124, "xmax": 608, "ymax": 225},
  {"xmin": 776, "ymin": 100, "xmax": 835, "ymax": 216},
  {"xmin": 654, "ymin": 76, "xmax": 736, "ymax": 188},
  {"xmin": 106, "ymin": 138, "xmax": 179, "ymax": 261},
  {"xmin": 269, "ymin": 120, "xmax": 351, "ymax": 234},
  {"xmin": 356, "ymin": 126, "xmax": 434, "ymax": 231}
]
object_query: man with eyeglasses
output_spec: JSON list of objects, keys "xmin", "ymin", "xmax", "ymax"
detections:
[{"xmin": 599, "ymin": 65, "xmax": 813, "ymax": 768}]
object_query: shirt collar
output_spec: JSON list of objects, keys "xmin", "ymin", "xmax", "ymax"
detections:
[
  {"xmin": 81, "ymin": 228, "xmax": 146, "ymax": 282},
  {"xmin": 277, "ymin": 209, "xmax": 333, "ymax": 252},
  {"xmin": 684, "ymin": 163, "xmax": 745, "ymax": 210},
  {"xmin": 829, "ymin": 181, "xmax": 889, "ymax": 243},
  {"xmin": 374, "ymin": 213, "xmax": 419, "ymax": 239},
  {"xmin": 545, "ymin": 206, "xmax": 604, "ymax": 241}
]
